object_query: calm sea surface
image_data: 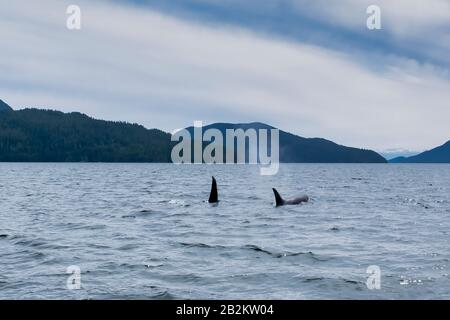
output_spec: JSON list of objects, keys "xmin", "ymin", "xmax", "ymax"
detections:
[{"xmin": 0, "ymin": 163, "xmax": 449, "ymax": 299}]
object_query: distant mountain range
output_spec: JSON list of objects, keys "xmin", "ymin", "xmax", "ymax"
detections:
[
  {"xmin": 389, "ymin": 141, "xmax": 450, "ymax": 163},
  {"xmin": 0, "ymin": 106, "xmax": 171, "ymax": 162},
  {"xmin": 0, "ymin": 99, "xmax": 447, "ymax": 163},
  {"xmin": 186, "ymin": 122, "xmax": 386, "ymax": 163},
  {"xmin": 0, "ymin": 99, "xmax": 13, "ymax": 112},
  {"xmin": 380, "ymin": 150, "xmax": 420, "ymax": 161}
]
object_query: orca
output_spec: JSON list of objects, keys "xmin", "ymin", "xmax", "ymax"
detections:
[
  {"xmin": 208, "ymin": 176, "xmax": 219, "ymax": 204},
  {"xmin": 272, "ymin": 188, "xmax": 308, "ymax": 207}
]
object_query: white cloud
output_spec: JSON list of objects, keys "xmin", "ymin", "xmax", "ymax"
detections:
[
  {"xmin": 290, "ymin": 0, "xmax": 450, "ymax": 66},
  {"xmin": 291, "ymin": 0, "xmax": 450, "ymax": 33},
  {"xmin": 0, "ymin": 0, "xmax": 449, "ymax": 151}
]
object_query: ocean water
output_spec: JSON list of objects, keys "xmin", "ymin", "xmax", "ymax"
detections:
[{"xmin": 0, "ymin": 163, "xmax": 449, "ymax": 300}]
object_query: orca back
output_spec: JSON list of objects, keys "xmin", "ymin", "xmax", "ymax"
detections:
[{"xmin": 208, "ymin": 176, "xmax": 218, "ymax": 203}]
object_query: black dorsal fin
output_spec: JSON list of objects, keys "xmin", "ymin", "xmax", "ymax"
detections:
[
  {"xmin": 208, "ymin": 176, "xmax": 218, "ymax": 203},
  {"xmin": 272, "ymin": 188, "xmax": 284, "ymax": 207}
]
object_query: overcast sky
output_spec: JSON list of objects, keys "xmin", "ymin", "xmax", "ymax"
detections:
[{"xmin": 1, "ymin": 0, "xmax": 449, "ymax": 152}]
